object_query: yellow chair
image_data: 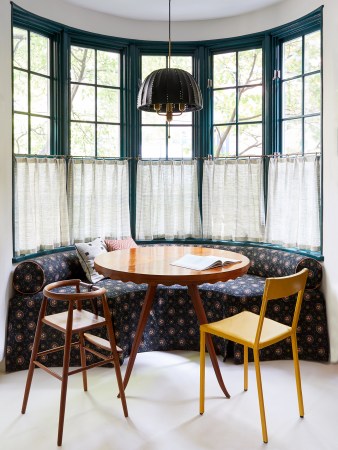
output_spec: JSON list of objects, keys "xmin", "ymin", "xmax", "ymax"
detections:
[{"xmin": 199, "ymin": 268, "xmax": 309, "ymax": 443}]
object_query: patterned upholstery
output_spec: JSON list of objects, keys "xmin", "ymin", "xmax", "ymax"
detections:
[
  {"xmin": 192, "ymin": 245, "xmax": 322, "ymax": 290},
  {"xmin": 12, "ymin": 251, "xmax": 85, "ymax": 294},
  {"xmin": 6, "ymin": 245, "xmax": 329, "ymax": 372}
]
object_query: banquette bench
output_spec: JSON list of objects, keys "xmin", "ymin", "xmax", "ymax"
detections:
[{"xmin": 6, "ymin": 244, "xmax": 329, "ymax": 372}]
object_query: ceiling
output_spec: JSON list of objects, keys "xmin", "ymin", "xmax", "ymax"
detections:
[{"xmin": 64, "ymin": 0, "xmax": 285, "ymax": 22}]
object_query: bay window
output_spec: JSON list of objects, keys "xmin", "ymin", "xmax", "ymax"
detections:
[{"xmin": 12, "ymin": 3, "xmax": 323, "ymax": 260}]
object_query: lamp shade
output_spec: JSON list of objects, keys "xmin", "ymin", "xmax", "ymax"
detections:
[{"xmin": 137, "ymin": 68, "xmax": 203, "ymax": 114}]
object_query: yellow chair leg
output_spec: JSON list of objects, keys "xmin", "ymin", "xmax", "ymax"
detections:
[
  {"xmin": 244, "ymin": 345, "xmax": 248, "ymax": 391},
  {"xmin": 253, "ymin": 349, "xmax": 268, "ymax": 444},
  {"xmin": 291, "ymin": 334, "xmax": 304, "ymax": 418},
  {"xmin": 200, "ymin": 330, "xmax": 206, "ymax": 415}
]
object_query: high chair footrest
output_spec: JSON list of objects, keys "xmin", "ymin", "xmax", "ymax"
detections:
[{"xmin": 84, "ymin": 333, "xmax": 123, "ymax": 353}]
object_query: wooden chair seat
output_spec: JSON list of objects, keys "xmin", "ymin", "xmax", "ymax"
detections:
[{"xmin": 42, "ymin": 309, "xmax": 107, "ymax": 333}]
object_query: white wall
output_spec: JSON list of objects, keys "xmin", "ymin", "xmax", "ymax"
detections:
[{"xmin": 1, "ymin": 0, "xmax": 337, "ymax": 364}]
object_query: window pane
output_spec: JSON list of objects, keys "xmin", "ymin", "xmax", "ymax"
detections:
[
  {"xmin": 142, "ymin": 110, "xmax": 166, "ymax": 125},
  {"xmin": 213, "ymin": 89, "xmax": 236, "ymax": 124},
  {"xmin": 173, "ymin": 111, "xmax": 192, "ymax": 125},
  {"xmin": 71, "ymin": 85, "xmax": 95, "ymax": 121},
  {"xmin": 213, "ymin": 47, "xmax": 262, "ymax": 158},
  {"xmin": 283, "ymin": 119, "xmax": 302, "ymax": 154},
  {"xmin": 141, "ymin": 54, "xmax": 193, "ymax": 159},
  {"xmin": 238, "ymin": 123, "xmax": 262, "ymax": 156},
  {"xmin": 170, "ymin": 56, "xmax": 192, "ymax": 73},
  {"xmin": 71, "ymin": 122, "xmax": 95, "ymax": 156},
  {"xmin": 142, "ymin": 109, "xmax": 192, "ymax": 126},
  {"xmin": 213, "ymin": 52, "xmax": 236, "ymax": 88},
  {"xmin": 304, "ymin": 116, "xmax": 321, "ymax": 153},
  {"xmin": 31, "ymin": 74, "xmax": 49, "ymax": 115},
  {"xmin": 70, "ymin": 45, "xmax": 121, "ymax": 157},
  {"xmin": 238, "ymin": 49, "xmax": 262, "ymax": 86},
  {"xmin": 31, "ymin": 116, "xmax": 50, "ymax": 154},
  {"xmin": 97, "ymin": 87, "xmax": 119, "ymax": 122},
  {"xmin": 97, "ymin": 50, "xmax": 120, "ymax": 87},
  {"xmin": 282, "ymin": 78, "xmax": 302, "ymax": 118},
  {"xmin": 31, "ymin": 32, "xmax": 49, "ymax": 75},
  {"xmin": 238, "ymin": 85, "xmax": 262, "ymax": 122},
  {"xmin": 168, "ymin": 127, "xmax": 192, "ymax": 158},
  {"xmin": 142, "ymin": 55, "xmax": 166, "ymax": 80},
  {"xmin": 13, "ymin": 69, "xmax": 28, "ymax": 112},
  {"xmin": 97, "ymin": 124, "xmax": 120, "ymax": 157},
  {"xmin": 304, "ymin": 73, "xmax": 321, "ymax": 115},
  {"xmin": 305, "ymin": 31, "xmax": 321, "ymax": 73},
  {"xmin": 213, "ymin": 125, "xmax": 236, "ymax": 157},
  {"xmin": 13, "ymin": 113, "xmax": 28, "ymax": 154},
  {"xmin": 71, "ymin": 46, "xmax": 95, "ymax": 83},
  {"xmin": 13, "ymin": 27, "xmax": 28, "ymax": 70},
  {"xmin": 141, "ymin": 127, "xmax": 166, "ymax": 158},
  {"xmin": 283, "ymin": 37, "xmax": 302, "ymax": 79}
]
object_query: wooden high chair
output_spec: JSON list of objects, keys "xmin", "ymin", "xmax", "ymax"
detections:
[{"xmin": 21, "ymin": 279, "xmax": 128, "ymax": 446}]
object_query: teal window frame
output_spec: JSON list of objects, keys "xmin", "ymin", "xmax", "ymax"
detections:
[
  {"xmin": 210, "ymin": 46, "xmax": 264, "ymax": 158},
  {"xmin": 12, "ymin": 27, "xmax": 53, "ymax": 155},
  {"xmin": 139, "ymin": 53, "xmax": 196, "ymax": 160},
  {"xmin": 11, "ymin": 3, "xmax": 323, "ymax": 261},
  {"xmin": 69, "ymin": 44, "xmax": 122, "ymax": 158}
]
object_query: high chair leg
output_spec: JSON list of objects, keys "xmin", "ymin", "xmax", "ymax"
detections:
[
  {"xmin": 103, "ymin": 296, "xmax": 128, "ymax": 418},
  {"xmin": 57, "ymin": 305, "xmax": 73, "ymax": 446},
  {"xmin": 79, "ymin": 332, "xmax": 88, "ymax": 391}
]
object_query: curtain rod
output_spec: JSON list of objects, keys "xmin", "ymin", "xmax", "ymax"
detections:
[
  {"xmin": 14, "ymin": 155, "xmax": 133, "ymax": 160},
  {"xmin": 14, "ymin": 152, "xmax": 321, "ymax": 161}
]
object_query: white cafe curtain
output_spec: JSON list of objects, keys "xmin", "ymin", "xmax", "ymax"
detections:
[
  {"xmin": 202, "ymin": 158, "xmax": 265, "ymax": 241},
  {"xmin": 67, "ymin": 158, "xmax": 131, "ymax": 242},
  {"xmin": 14, "ymin": 156, "xmax": 70, "ymax": 256},
  {"xmin": 265, "ymin": 155, "xmax": 321, "ymax": 251},
  {"xmin": 136, "ymin": 160, "xmax": 201, "ymax": 240}
]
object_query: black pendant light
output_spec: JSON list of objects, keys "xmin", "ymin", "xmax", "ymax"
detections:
[{"xmin": 137, "ymin": 0, "xmax": 203, "ymax": 124}]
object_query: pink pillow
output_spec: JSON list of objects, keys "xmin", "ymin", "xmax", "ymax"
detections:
[{"xmin": 105, "ymin": 237, "xmax": 138, "ymax": 251}]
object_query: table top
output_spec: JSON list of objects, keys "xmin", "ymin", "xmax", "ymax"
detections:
[{"xmin": 94, "ymin": 246, "xmax": 250, "ymax": 286}]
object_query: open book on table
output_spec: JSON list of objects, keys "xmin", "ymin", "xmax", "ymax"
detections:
[{"xmin": 170, "ymin": 253, "xmax": 241, "ymax": 271}]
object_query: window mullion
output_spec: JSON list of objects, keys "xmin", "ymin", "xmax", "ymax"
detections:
[{"xmin": 27, "ymin": 30, "xmax": 31, "ymax": 154}]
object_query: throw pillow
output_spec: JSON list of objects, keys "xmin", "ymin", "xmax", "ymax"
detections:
[
  {"xmin": 105, "ymin": 237, "xmax": 138, "ymax": 251},
  {"xmin": 75, "ymin": 237, "xmax": 107, "ymax": 283}
]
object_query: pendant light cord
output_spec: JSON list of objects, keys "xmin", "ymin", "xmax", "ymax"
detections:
[{"xmin": 168, "ymin": 0, "xmax": 171, "ymax": 68}]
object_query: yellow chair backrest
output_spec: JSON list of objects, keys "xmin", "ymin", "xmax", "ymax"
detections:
[{"xmin": 254, "ymin": 268, "xmax": 309, "ymax": 346}]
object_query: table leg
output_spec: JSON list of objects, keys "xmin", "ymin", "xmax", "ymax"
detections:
[
  {"xmin": 188, "ymin": 284, "xmax": 231, "ymax": 399},
  {"xmin": 122, "ymin": 284, "xmax": 157, "ymax": 391}
]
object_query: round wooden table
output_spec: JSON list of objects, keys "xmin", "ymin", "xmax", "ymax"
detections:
[{"xmin": 95, "ymin": 246, "xmax": 250, "ymax": 398}]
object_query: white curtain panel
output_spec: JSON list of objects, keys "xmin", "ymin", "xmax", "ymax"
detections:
[
  {"xmin": 202, "ymin": 158, "xmax": 265, "ymax": 241},
  {"xmin": 14, "ymin": 157, "xmax": 70, "ymax": 256},
  {"xmin": 136, "ymin": 160, "xmax": 201, "ymax": 240},
  {"xmin": 68, "ymin": 158, "xmax": 131, "ymax": 242},
  {"xmin": 265, "ymin": 155, "xmax": 321, "ymax": 251}
]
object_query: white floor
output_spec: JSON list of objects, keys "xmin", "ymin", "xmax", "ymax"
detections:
[{"xmin": 0, "ymin": 351, "xmax": 337, "ymax": 450}]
